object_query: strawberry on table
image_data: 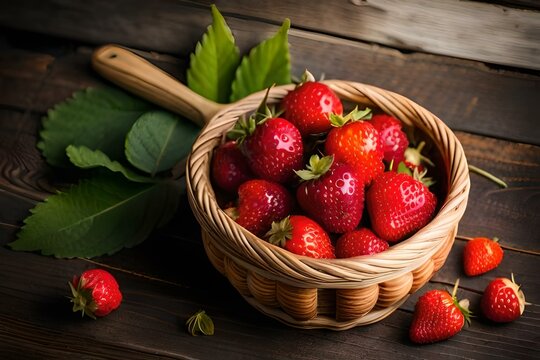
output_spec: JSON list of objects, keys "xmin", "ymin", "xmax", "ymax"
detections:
[
  {"xmin": 229, "ymin": 179, "xmax": 294, "ymax": 237},
  {"xmin": 366, "ymin": 163, "xmax": 437, "ymax": 243},
  {"xmin": 335, "ymin": 228, "xmax": 389, "ymax": 258},
  {"xmin": 266, "ymin": 215, "xmax": 335, "ymax": 259},
  {"xmin": 211, "ymin": 140, "xmax": 254, "ymax": 193},
  {"xmin": 68, "ymin": 269, "xmax": 122, "ymax": 319},
  {"xmin": 463, "ymin": 237, "xmax": 504, "ymax": 276},
  {"xmin": 296, "ymin": 155, "xmax": 364, "ymax": 234},
  {"xmin": 325, "ymin": 107, "xmax": 385, "ymax": 187},
  {"xmin": 228, "ymin": 92, "xmax": 304, "ymax": 184},
  {"xmin": 281, "ymin": 70, "xmax": 343, "ymax": 136},
  {"xmin": 409, "ymin": 279, "xmax": 471, "ymax": 344},
  {"xmin": 481, "ymin": 274, "xmax": 528, "ymax": 323},
  {"xmin": 370, "ymin": 113, "xmax": 409, "ymax": 165}
]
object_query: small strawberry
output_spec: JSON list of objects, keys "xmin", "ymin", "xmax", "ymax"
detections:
[
  {"xmin": 463, "ymin": 237, "xmax": 504, "ymax": 276},
  {"xmin": 335, "ymin": 228, "xmax": 389, "ymax": 258},
  {"xmin": 267, "ymin": 215, "xmax": 335, "ymax": 259},
  {"xmin": 211, "ymin": 140, "xmax": 254, "ymax": 193},
  {"xmin": 402, "ymin": 141, "xmax": 434, "ymax": 173},
  {"xmin": 410, "ymin": 279, "xmax": 471, "ymax": 344},
  {"xmin": 481, "ymin": 274, "xmax": 528, "ymax": 323},
  {"xmin": 325, "ymin": 107, "xmax": 385, "ymax": 187},
  {"xmin": 295, "ymin": 155, "xmax": 364, "ymax": 233},
  {"xmin": 68, "ymin": 269, "xmax": 122, "ymax": 319},
  {"xmin": 370, "ymin": 113, "xmax": 409, "ymax": 164},
  {"xmin": 281, "ymin": 71, "xmax": 343, "ymax": 136},
  {"xmin": 366, "ymin": 164, "xmax": 437, "ymax": 242},
  {"xmin": 228, "ymin": 95, "xmax": 304, "ymax": 184},
  {"xmin": 229, "ymin": 179, "xmax": 294, "ymax": 237}
]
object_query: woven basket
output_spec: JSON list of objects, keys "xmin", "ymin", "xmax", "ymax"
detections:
[{"xmin": 186, "ymin": 80, "xmax": 470, "ymax": 330}]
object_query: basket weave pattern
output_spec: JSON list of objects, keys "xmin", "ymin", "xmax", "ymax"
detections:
[{"xmin": 186, "ymin": 81, "xmax": 470, "ymax": 330}]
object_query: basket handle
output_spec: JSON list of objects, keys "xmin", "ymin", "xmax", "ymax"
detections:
[{"xmin": 91, "ymin": 44, "xmax": 224, "ymax": 127}]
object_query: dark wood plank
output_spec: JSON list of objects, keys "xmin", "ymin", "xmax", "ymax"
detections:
[
  {"xmin": 1, "ymin": 0, "xmax": 539, "ymax": 70},
  {"xmin": 456, "ymin": 132, "xmax": 540, "ymax": 251},
  {"xmin": 2, "ymin": 33, "xmax": 539, "ymax": 146}
]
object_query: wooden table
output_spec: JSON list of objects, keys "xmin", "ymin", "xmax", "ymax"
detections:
[{"xmin": 1, "ymin": 1, "xmax": 539, "ymax": 359}]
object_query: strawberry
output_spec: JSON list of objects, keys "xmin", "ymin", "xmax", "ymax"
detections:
[
  {"xmin": 370, "ymin": 113, "xmax": 409, "ymax": 164},
  {"xmin": 366, "ymin": 166, "xmax": 437, "ymax": 242},
  {"xmin": 409, "ymin": 279, "xmax": 471, "ymax": 344},
  {"xmin": 335, "ymin": 228, "xmax": 389, "ymax": 258},
  {"xmin": 295, "ymin": 154, "xmax": 364, "ymax": 233},
  {"xmin": 229, "ymin": 179, "xmax": 294, "ymax": 237},
  {"xmin": 228, "ymin": 110, "xmax": 304, "ymax": 184},
  {"xmin": 402, "ymin": 141, "xmax": 434, "ymax": 174},
  {"xmin": 481, "ymin": 275, "xmax": 528, "ymax": 323},
  {"xmin": 463, "ymin": 237, "xmax": 504, "ymax": 276},
  {"xmin": 281, "ymin": 71, "xmax": 343, "ymax": 136},
  {"xmin": 211, "ymin": 140, "xmax": 254, "ymax": 193},
  {"xmin": 68, "ymin": 269, "xmax": 122, "ymax": 319},
  {"xmin": 325, "ymin": 107, "xmax": 385, "ymax": 187},
  {"xmin": 266, "ymin": 215, "xmax": 335, "ymax": 259}
]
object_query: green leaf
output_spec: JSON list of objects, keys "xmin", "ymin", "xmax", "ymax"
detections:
[
  {"xmin": 230, "ymin": 19, "xmax": 292, "ymax": 102},
  {"xmin": 9, "ymin": 175, "xmax": 181, "ymax": 258},
  {"xmin": 125, "ymin": 110, "xmax": 199, "ymax": 176},
  {"xmin": 186, "ymin": 310, "xmax": 215, "ymax": 336},
  {"xmin": 38, "ymin": 87, "xmax": 154, "ymax": 167},
  {"xmin": 187, "ymin": 4, "xmax": 240, "ymax": 103},
  {"xmin": 66, "ymin": 145, "xmax": 154, "ymax": 183}
]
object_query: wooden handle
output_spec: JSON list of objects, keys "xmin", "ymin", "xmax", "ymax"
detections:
[{"xmin": 91, "ymin": 44, "xmax": 224, "ymax": 127}]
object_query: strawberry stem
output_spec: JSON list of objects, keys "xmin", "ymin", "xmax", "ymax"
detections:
[
  {"xmin": 468, "ymin": 164, "xmax": 508, "ymax": 188},
  {"xmin": 295, "ymin": 155, "xmax": 334, "ymax": 181},
  {"xmin": 266, "ymin": 217, "xmax": 293, "ymax": 247}
]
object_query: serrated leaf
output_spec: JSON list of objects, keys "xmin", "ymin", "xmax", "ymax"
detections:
[
  {"xmin": 187, "ymin": 4, "xmax": 240, "ymax": 103},
  {"xmin": 125, "ymin": 110, "xmax": 199, "ymax": 176},
  {"xmin": 38, "ymin": 87, "xmax": 154, "ymax": 167},
  {"xmin": 9, "ymin": 175, "xmax": 181, "ymax": 258},
  {"xmin": 230, "ymin": 19, "xmax": 291, "ymax": 102},
  {"xmin": 66, "ymin": 145, "xmax": 154, "ymax": 183}
]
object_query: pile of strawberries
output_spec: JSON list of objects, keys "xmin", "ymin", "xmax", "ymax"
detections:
[{"xmin": 211, "ymin": 74, "xmax": 437, "ymax": 259}]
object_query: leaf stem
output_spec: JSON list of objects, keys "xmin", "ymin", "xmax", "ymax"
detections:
[{"xmin": 468, "ymin": 164, "xmax": 508, "ymax": 188}]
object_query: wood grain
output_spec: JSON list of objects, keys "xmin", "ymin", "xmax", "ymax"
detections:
[
  {"xmin": 2, "ymin": 37, "xmax": 539, "ymax": 146},
  {"xmin": 1, "ymin": 0, "xmax": 539, "ymax": 70}
]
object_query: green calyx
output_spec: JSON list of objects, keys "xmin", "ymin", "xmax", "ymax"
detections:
[
  {"xmin": 295, "ymin": 154, "xmax": 334, "ymax": 181},
  {"xmin": 451, "ymin": 278, "xmax": 472, "ymax": 326},
  {"xmin": 186, "ymin": 310, "xmax": 215, "ymax": 336},
  {"xmin": 329, "ymin": 106, "xmax": 372, "ymax": 127},
  {"xmin": 396, "ymin": 161, "xmax": 436, "ymax": 188},
  {"xmin": 404, "ymin": 141, "xmax": 435, "ymax": 168},
  {"xmin": 266, "ymin": 216, "xmax": 293, "ymax": 247},
  {"xmin": 68, "ymin": 279, "xmax": 98, "ymax": 319},
  {"xmin": 226, "ymin": 86, "xmax": 281, "ymax": 143}
]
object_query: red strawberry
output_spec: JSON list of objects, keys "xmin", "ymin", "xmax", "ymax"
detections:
[
  {"xmin": 281, "ymin": 72, "xmax": 343, "ymax": 136},
  {"xmin": 366, "ymin": 168, "xmax": 437, "ymax": 242},
  {"xmin": 370, "ymin": 113, "xmax": 409, "ymax": 164},
  {"xmin": 229, "ymin": 115, "xmax": 304, "ymax": 184},
  {"xmin": 325, "ymin": 108, "xmax": 385, "ymax": 187},
  {"xmin": 409, "ymin": 280, "xmax": 471, "ymax": 344},
  {"xmin": 68, "ymin": 269, "xmax": 122, "ymax": 319},
  {"xmin": 230, "ymin": 179, "xmax": 294, "ymax": 237},
  {"xmin": 463, "ymin": 237, "xmax": 503, "ymax": 276},
  {"xmin": 481, "ymin": 275, "xmax": 528, "ymax": 323},
  {"xmin": 296, "ymin": 155, "xmax": 364, "ymax": 233},
  {"xmin": 266, "ymin": 215, "xmax": 335, "ymax": 259},
  {"xmin": 335, "ymin": 228, "xmax": 389, "ymax": 258},
  {"xmin": 211, "ymin": 141, "xmax": 254, "ymax": 193}
]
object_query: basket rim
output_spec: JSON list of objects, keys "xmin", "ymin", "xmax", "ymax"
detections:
[{"xmin": 186, "ymin": 80, "xmax": 470, "ymax": 285}]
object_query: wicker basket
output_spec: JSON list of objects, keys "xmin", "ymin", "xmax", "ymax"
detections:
[
  {"xmin": 186, "ymin": 80, "xmax": 470, "ymax": 330},
  {"xmin": 90, "ymin": 46, "xmax": 469, "ymax": 329}
]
